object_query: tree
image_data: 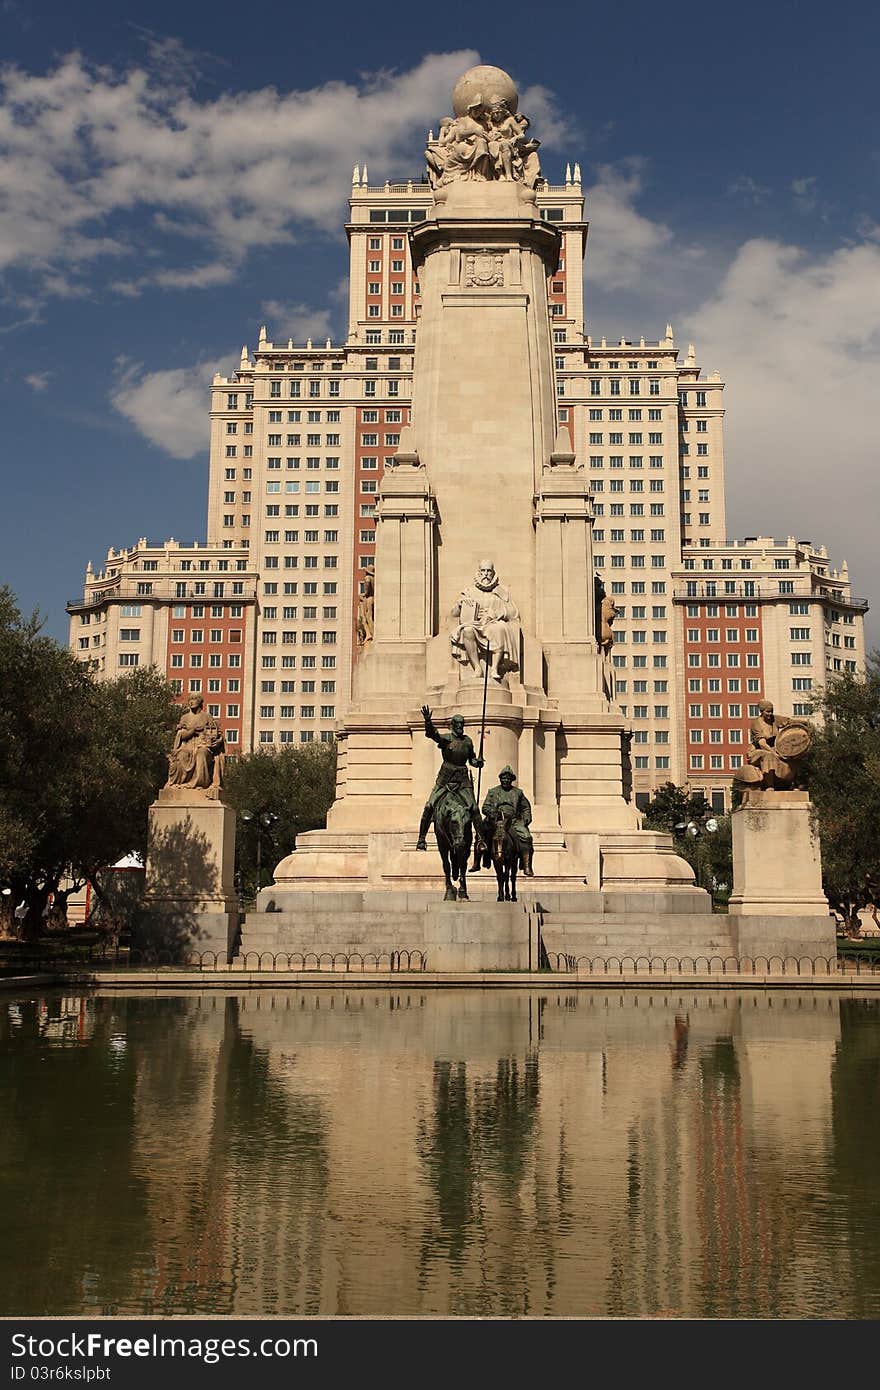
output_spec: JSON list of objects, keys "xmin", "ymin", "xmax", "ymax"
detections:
[
  {"xmin": 641, "ymin": 781, "xmax": 732, "ymax": 905},
  {"xmin": 804, "ymin": 657, "xmax": 880, "ymax": 929},
  {"xmin": 0, "ymin": 587, "xmax": 178, "ymax": 937},
  {"xmin": 69, "ymin": 667, "xmax": 180, "ymax": 911},
  {"xmin": 222, "ymin": 742, "xmax": 337, "ymax": 898},
  {"xmin": 641, "ymin": 782, "xmax": 711, "ymax": 834}
]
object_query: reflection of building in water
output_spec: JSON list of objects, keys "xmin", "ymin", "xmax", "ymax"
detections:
[
  {"xmin": 36, "ymin": 995, "xmax": 98, "ymax": 1043},
  {"xmin": 119, "ymin": 989, "xmax": 853, "ymax": 1317}
]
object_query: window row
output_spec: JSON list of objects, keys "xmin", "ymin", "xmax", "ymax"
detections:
[
  {"xmin": 594, "ymin": 556, "xmax": 667, "ymax": 569},
  {"xmin": 687, "ymin": 653, "xmax": 761, "ymax": 668}
]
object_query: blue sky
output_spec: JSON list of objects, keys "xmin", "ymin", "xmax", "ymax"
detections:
[{"xmin": 2, "ymin": 0, "xmax": 878, "ymax": 640}]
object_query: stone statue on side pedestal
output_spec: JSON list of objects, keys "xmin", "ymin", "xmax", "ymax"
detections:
[
  {"xmin": 600, "ymin": 596, "xmax": 617, "ymax": 651},
  {"xmin": 451, "ymin": 559, "xmax": 520, "ymax": 683},
  {"xmin": 164, "ymin": 694, "xmax": 225, "ymax": 799},
  {"xmin": 146, "ymin": 694, "xmax": 237, "ymax": 961},
  {"xmin": 594, "ymin": 575, "xmax": 617, "ymax": 651},
  {"xmin": 356, "ymin": 566, "xmax": 375, "ymax": 648},
  {"xmin": 733, "ymin": 699, "xmax": 812, "ymax": 802},
  {"xmin": 727, "ymin": 698, "xmax": 830, "ymax": 951}
]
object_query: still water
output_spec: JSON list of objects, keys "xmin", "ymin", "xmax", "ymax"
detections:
[{"xmin": 2, "ymin": 987, "xmax": 880, "ymax": 1319}]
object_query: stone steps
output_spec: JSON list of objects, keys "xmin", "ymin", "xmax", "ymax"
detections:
[
  {"xmin": 539, "ymin": 907, "xmax": 736, "ymax": 965},
  {"xmin": 236, "ymin": 898, "xmax": 735, "ymax": 971}
]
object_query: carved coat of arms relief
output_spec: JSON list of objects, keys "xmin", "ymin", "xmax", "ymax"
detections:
[{"xmin": 464, "ymin": 251, "xmax": 504, "ymax": 288}]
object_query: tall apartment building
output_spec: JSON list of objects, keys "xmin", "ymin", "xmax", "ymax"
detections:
[
  {"xmin": 70, "ymin": 164, "xmax": 867, "ymax": 782},
  {"xmin": 670, "ymin": 537, "xmax": 868, "ymax": 810},
  {"xmin": 67, "ymin": 540, "xmax": 259, "ymax": 750}
]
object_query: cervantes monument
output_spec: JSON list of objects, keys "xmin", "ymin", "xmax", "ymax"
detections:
[{"xmin": 244, "ymin": 63, "xmax": 718, "ymax": 967}]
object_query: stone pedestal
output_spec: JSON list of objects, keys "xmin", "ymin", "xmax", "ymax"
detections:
[
  {"xmin": 424, "ymin": 901, "xmax": 534, "ymax": 971},
  {"xmin": 728, "ymin": 791, "xmax": 835, "ymax": 959},
  {"xmin": 144, "ymin": 788, "xmax": 239, "ymax": 960},
  {"xmin": 239, "ymin": 892, "xmax": 535, "ymax": 971}
]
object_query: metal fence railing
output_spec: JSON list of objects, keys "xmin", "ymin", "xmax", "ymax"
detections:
[
  {"xmin": 3, "ymin": 946, "xmax": 879, "ymax": 979},
  {"xmin": 0, "ymin": 946, "xmax": 428, "ymax": 974},
  {"xmin": 544, "ymin": 952, "xmax": 880, "ymax": 976}
]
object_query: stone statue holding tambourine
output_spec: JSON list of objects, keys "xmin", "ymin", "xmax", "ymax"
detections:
[{"xmin": 733, "ymin": 699, "xmax": 812, "ymax": 800}]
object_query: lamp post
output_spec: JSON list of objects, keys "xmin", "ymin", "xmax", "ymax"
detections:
[
  {"xmin": 674, "ymin": 814, "xmax": 719, "ymax": 895},
  {"xmin": 240, "ymin": 811, "xmax": 279, "ymax": 892}
]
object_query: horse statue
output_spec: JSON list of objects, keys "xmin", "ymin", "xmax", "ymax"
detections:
[
  {"xmin": 415, "ymin": 705, "xmax": 484, "ymax": 902},
  {"xmin": 490, "ymin": 805, "xmax": 519, "ymax": 903},
  {"xmin": 434, "ymin": 791, "xmax": 473, "ymax": 902}
]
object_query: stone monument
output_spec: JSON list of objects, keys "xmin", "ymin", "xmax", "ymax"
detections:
[
  {"xmin": 145, "ymin": 695, "xmax": 239, "ymax": 960},
  {"xmin": 243, "ymin": 63, "xmax": 723, "ymax": 968},
  {"xmin": 728, "ymin": 703, "xmax": 834, "ymax": 958}
]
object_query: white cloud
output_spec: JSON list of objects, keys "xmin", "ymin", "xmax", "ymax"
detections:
[
  {"xmin": 110, "ymin": 354, "xmax": 235, "ymax": 458},
  {"xmin": 518, "ymin": 82, "xmax": 575, "ymax": 149},
  {"xmin": 727, "ymin": 175, "xmax": 771, "ymax": 205},
  {"xmin": 24, "ymin": 370, "xmax": 50, "ymax": 391},
  {"xmin": 683, "ymin": 236, "xmax": 880, "ymax": 630},
  {"xmin": 582, "ymin": 160, "xmax": 674, "ymax": 291},
  {"xmin": 577, "ymin": 160, "xmax": 879, "ymax": 629},
  {"xmin": 0, "ymin": 48, "xmax": 481, "ymax": 314},
  {"xmin": 260, "ymin": 299, "xmax": 336, "ymax": 342},
  {"xmin": 791, "ymin": 175, "xmax": 818, "ymax": 212}
]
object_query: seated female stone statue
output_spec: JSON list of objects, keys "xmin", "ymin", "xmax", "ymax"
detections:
[{"xmin": 164, "ymin": 694, "xmax": 225, "ymax": 798}]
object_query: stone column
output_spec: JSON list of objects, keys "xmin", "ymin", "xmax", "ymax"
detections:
[
  {"xmin": 409, "ymin": 187, "xmax": 560, "ymax": 631},
  {"xmin": 372, "ymin": 459, "xmax": 435, "ymax": 644}
]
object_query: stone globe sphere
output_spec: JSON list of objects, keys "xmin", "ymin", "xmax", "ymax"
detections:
[{"xmin": 451, "ymin": 65, "xmax": 518, "ymax": 117}]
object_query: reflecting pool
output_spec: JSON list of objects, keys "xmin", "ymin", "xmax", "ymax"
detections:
[{"xmin": 2, "ymin": 988, "xmax": 879, "ymax": 1318}]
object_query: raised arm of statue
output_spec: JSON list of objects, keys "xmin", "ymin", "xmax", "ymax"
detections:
[{"xmin": 420, "ymin": 704, "xmax": 442, "ymax": 745}]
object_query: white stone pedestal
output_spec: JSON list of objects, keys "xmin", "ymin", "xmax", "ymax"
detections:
[
  {"xmin": 144, "ymin": 789, "xmax": 239, "ymax": 960},
  {"xmin": 728, "ymin": 791, "xmax": 835, "ymax": 960}
]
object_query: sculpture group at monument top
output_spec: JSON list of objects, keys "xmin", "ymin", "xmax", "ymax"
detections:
[{"xmin": 425, "ymin": 64, "xmax": 541, "ymax": 190}]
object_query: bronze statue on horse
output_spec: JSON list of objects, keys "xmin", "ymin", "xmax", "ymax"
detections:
[{"xmin": 416, "ymin": 705, "xmax": 484, "ymax": 901}]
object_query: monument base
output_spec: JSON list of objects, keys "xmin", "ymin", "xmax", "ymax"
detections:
[
  {"xmin": 729, "ymin": 790, "xmax": 829, "ymax": 916},
  {"xmin": 265, "ymin": 827, "xmax": 704, "ymax": 901},
  {"xmin": 727, "ymin": 791, "xmax": 835, "ymax": 959},
  {"xmin": 144, "ymin": 791, "xmax": 240, "ymax": 961}
]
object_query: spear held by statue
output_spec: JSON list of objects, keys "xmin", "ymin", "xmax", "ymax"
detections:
[{"xmin": 471, "ymin": 637, "xmax": 492, "ymax": 871}]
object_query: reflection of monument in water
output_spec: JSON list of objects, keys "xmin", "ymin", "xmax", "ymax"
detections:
[
  {"xmin": 117, "ymin": 989, "xmax": 853, "ymax": 1318},
  {"xmin": 248, "ymin": 63, "xmax": 722, "ymax": 962}
]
